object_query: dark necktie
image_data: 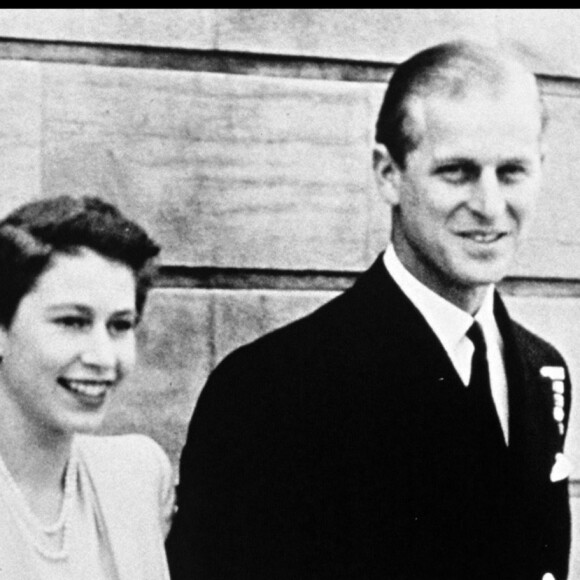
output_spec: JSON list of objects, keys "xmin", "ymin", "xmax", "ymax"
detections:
[
  {"xmin": 467, "ymin": 322, "xmax": 490, "ymax": 394},
  {"xmin": 466, "ymin": 321, "xmax": 505, "ymax": 446},
  {"xmin": 465, "ymin": 322, "xmax": 513, "ymax": 573}
]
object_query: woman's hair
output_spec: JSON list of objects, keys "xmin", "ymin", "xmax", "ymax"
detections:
[{"xmin": 0, "ymin": 195, "xmax": 160, "ymax": 327}]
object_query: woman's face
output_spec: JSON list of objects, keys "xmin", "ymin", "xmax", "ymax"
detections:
[{"xmin": 0, "ymin": 247, "xmax": 138, "ymax": 439}]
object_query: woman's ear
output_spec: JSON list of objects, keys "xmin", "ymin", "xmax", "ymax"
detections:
[{"xmin": 373, "ymin": 144, "xmax": 402, "ymax": 207}]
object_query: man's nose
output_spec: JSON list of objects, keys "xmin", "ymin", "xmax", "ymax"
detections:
[
  {"xmin": 468, "ymin": 171, "xmax": 506, "ymax": 219},
  {"xmin": 80, "ymin": 327, "xmax": 116, "ymax": 368}
]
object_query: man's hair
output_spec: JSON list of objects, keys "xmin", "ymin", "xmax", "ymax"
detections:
[
  {"xmin": 0, "ymin": 195, "xmax": 160, "ymax": 327},
  {"xmin": 375, "ymin": 41, "xmax": 547, "ymax": 168}
]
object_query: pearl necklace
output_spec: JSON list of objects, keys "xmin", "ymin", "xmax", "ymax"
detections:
[{"xmin": 0, "ymin": 441, "xmax": 78, "ymax": 560}]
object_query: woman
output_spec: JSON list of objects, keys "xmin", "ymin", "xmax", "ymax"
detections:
[{"xmin": 0, "ymin": 196, "xmax": 173, "ymax": 579}]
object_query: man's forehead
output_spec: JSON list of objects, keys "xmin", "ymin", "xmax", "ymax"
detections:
[
  {"xmin": 406, "ymin": 81, "xmax": 544, "ymax": 147},
  {"xmin": 409, "ymin": 52, "xmax": 540, "ymax": 109}
]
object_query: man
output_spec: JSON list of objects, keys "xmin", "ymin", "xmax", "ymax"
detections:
[{"xmin": 166, "ymin": 41, "xmax": 572, "ymax": 579}]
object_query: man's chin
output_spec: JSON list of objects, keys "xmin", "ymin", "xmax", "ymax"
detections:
[{"xmin": 454, "ymin": 266, "xmax": 510, "ymax": 290}]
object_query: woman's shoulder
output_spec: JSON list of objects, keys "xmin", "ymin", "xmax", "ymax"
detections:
[
  {"xmin": 76, "ymin": 434, "xmax": 175, "ymax": 540},
  {"xmin": 75, "ymin": 434, "xmax": 176, "ymax": 550},
  {"xmin": 75, "ymin": 433, "xmax": 171, "ymax": 480}
]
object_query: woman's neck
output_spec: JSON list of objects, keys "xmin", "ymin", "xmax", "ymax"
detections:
[{"xmin": 0, "ymin": 400, "xmax": 73, "ymax": 523}]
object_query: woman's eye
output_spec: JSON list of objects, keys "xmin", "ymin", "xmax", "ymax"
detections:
[
  {"xmin": 109, "ymin": 319, "xmax": 136, "ymax": 335},
  {"xmin": 55, "ymin": 316, "xmax": 89, "ymax": 330}
]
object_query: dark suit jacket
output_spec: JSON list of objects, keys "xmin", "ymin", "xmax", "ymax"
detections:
[{"xmin": 166, "ymin": 255, "xmax": 571, "ymax": 580}]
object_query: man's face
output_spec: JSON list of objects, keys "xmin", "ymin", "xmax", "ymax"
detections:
[{"xmin": 384, "ymin": 85, "xmax": 543, "ymax": 308}]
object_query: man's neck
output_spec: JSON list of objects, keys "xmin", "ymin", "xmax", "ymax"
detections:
[
  {"xmin": 388, "ymin": 245, "xmax": 492, "ymax": 315},
  {"xmin": 383, "ymin": 245, "xmax": 495, "ymax": 317}
]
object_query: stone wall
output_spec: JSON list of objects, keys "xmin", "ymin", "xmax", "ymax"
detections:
[{"xmin": 1, "ymin": 8, "xmax": 579, "ymax": 571}]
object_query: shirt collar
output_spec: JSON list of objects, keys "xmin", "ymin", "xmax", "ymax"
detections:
[
  {"xmin": 383, "ymin": 245, "xmax": 495, "ymax": 355},
  {"xmin": 473, "ymin": 282, "xmax": 500, "ymax": 350}
]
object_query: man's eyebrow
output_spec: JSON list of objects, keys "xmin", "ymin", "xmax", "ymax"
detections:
[
  {"xmin": 432, "ymin": 157, "xmax": 479, "ymax": 169},
  {"xmin": 498, "ymin": 157, "xmax": 532, "ymax": 166},
  {"xmin": 433, "ymin": 156, "xmax": 534, "ymax": 168},
  {"xmin": 46, "ymin": 304, "xmax": 92, "ymax": 314},
  {"xmin": 113, "ymin": 309, "xmax": 138, "ymax": 318}
]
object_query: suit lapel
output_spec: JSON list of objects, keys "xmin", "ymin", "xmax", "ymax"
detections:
[
  {"xmin": 347, "ymin": 254, "xmax": 466, "ymax": 393},
  {"xmin": 346, "ymin": 255, "xmax": 472, "ymax": 459},
  {"xmin": 342, "ymin": 257, "xmax": 477, "ymax": 507},
  {"xmin": 350, "ymin": 257, "xmax": 557, "ymax": 462},
  {"xmin": 349, "ymin": 259, "xmax": 559, "ymax": 486},
  {"xmin": 494, "ymin": 296, "xmax": 556, "ymax": 490}
]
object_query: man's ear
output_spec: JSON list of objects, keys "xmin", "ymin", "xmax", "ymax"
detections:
[
  {"xmin": 0, "ymin": 326, "xmax": 6, "ymax": 363},
  {"xmin": 540, "ymin": 141, "xmax": 547, "ymax": 165},
  {"xmin": 373, "ymin": 144, "xmax": 402, "ymax": 207}
]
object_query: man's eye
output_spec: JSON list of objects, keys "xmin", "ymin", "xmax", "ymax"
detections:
[
  {"xmin": 498, "ymin": 164, "xmax": 527, "ymax": 183},
  {"xmin": 436, "ymin": 165, "xmax": 473, "ymax": 184},
  {"xmin": 55, "ymin": 316, "xmax": 90, "ymax": 330}
]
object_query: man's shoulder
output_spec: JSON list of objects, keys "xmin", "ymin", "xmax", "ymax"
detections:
[
  {"xmin": 495, "ymin": 291, "xmax": 568, "ymax": 368},
  {"xmin": 218, "ymin": 287, "xmax": 353, "ymax": 374},
  {"xmin": 220, "ymin": 255, "xmax": 398, "ymax": 367},
  {"xmin": 211, "ymin": 254, "xmax": 440, "ymax": 385},
  {"xmin": 209, "ymin": 263, "xmax": 396, "ymax": 394},
  {"xmin": 510, "ymin": 317, "xmax": 567, "ymax": 367}
]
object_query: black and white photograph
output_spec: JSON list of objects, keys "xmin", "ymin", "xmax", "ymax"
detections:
[{"xmin": 0, "ymin": 9, "xmax": 578, "ymax": 579}]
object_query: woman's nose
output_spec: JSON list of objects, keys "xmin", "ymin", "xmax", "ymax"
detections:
[{"xmin": 79, "ymin": 327, "xmax": 116, "ymax": 369}]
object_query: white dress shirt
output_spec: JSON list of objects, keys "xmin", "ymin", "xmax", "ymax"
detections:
[{"xmin": 384, "ymin": 246, "xmax": 509, "ymax": 443}]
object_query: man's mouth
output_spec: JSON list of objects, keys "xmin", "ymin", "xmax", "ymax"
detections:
[
  {"xmin": 458, "ymin": 231, "xmax": 507, "ymax": 244},
  {"xmin": 57, "ymin": 378, "xmax": 114, "ymax": 398}
]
